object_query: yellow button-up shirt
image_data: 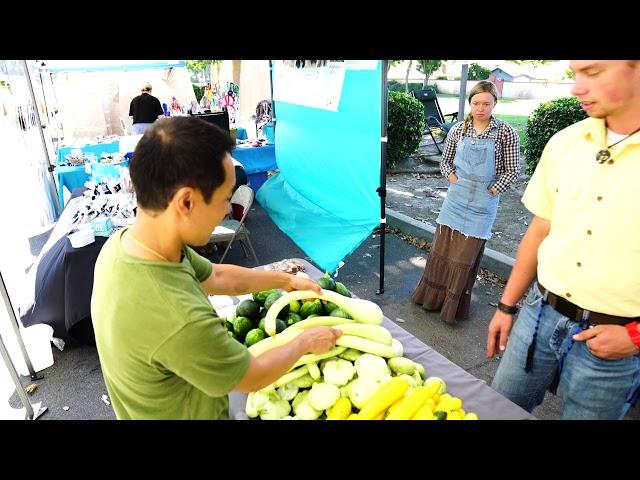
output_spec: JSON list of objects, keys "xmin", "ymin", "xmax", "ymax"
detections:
[{"xmin": 522, "ymin": 117, "xmax": 640, "ymax": 317}]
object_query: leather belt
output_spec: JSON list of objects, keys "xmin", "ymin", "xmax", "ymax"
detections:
[{"xmin": 537, "ymin": 284, "xmax": 639, "ymax": 326}]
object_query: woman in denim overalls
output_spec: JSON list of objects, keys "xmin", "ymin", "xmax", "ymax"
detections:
[{"xmin": 413, "ymin": 81, "xmax": 520, "ymax": 325}]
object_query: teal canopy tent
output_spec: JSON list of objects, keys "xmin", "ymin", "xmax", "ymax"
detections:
[{"xmin": 257, "ymin": 61, "xmax": 388, "ymax": 288}]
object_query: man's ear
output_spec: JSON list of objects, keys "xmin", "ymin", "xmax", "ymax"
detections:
[{"xmin": 173, "ymin": 187, "xmax": 194, "ymax": 216}]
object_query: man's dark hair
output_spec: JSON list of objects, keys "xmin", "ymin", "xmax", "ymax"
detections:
[{"xmin": 130, "ymin": 117, "xmax": 234, "ymax": 211}]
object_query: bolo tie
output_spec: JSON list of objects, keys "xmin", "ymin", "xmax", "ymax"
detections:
[{"xmin": 595, "ymin": 125, "xmax": 640, "ymax": 164}]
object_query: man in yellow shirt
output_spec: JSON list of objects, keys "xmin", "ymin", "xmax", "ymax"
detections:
[
  {"xmin": 91, "ymin": 116, "xmax": 341, "ymax": 419},
  {"xmin": 486, "ymin": 60, "xmax": 640, "ymax": 419}
]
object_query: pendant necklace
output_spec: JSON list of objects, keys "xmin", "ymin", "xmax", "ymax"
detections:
[
  {"xmin": 595, "ymin": 125, "xmax": 640, "ymax": 164},
  {"xmin": 128, "ymin": 231, "xmax": 170, "ymax": 262}
]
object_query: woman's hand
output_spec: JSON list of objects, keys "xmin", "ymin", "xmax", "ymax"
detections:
[
  {"xmin": 448, "ymin": 173, "xmax": 458, "ymax": 183},
  {"xmin": 488, "ymin": 186, "xmax": 498, "ymax": 196}
]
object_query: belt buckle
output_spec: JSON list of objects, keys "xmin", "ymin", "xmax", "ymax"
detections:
[{"xmin": 575, "ymin": 307, "xmax": 593, "ymax": 326}]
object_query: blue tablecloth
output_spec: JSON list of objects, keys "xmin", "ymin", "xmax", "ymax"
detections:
[
  {"xmin": 57, "ymin": 140, "xmax": 120, "ymax": 165},
  {"xmin": 231, "ymin": 144, "xmax": 276, "ymax": 174},
  {"xmin": 55, "ymin": 160, "xmax": 129, "ymax": 208}
]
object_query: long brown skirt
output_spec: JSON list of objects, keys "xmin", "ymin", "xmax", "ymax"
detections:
[{"xmin": 412, "ymin": 224, "xmax": 486, "ymax": 324}]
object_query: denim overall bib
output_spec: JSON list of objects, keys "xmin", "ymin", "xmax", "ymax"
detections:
[{"xmin": 436, "ymin": 134, "xmax": 499, "ymax": 239}]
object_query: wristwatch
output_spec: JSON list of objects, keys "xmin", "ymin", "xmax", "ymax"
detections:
[{"xmin": 497, "ymin": 301, "xmax": 518, "ymax": 315}]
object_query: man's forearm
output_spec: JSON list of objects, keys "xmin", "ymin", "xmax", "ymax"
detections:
[
  {"xmin": 500, "ymin": 215, "xmax": 549, "ymax": 306},
  {"xmin": 240, "ymin": 338, "xmax": 309, "ymax": 391},
  {"xmin": 205, "ymin": 264, "xmax": 292, "ymax": 296}
]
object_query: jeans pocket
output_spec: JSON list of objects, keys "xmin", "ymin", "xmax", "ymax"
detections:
[{"xmin": 524, "ymin": 283, "xmax": 543, "ymax": 307}]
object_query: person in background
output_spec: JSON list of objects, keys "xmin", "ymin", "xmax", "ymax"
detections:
[
  {"xmin": 412, "ymin": 80, "xmax": 520, "ymax": 325},
  {"xmin": 170, "ymin": 97, "xmax": 182, "ymax": 115},
  {"xmin": 199, "ymin": 93, "xmax": 212, "ymax": 111},
  {"xmin": 129, "ymin": 82, "xmax": 164, "ymax": 135},
  {"xmin": 91, "ymin": 116, "xmax": 341, "ymax": 419},
  {"xmin": 487, "ymin": 60, "xmax": 640, "ymax": 420}
]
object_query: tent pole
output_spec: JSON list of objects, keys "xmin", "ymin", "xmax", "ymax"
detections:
[
  {"xmin": 0, "ymin": 270, "xmax": 43, "ymax": 382},
  {"xmin": 376, "ymin": 60, "xmax": 388, "ymax": 295},
  {"xmin": 23, "ymin": 60, "xmax": 60, "ymax": 215},
  {"xmin": 268, "ymin": 60, "xmax": 275, "ymax": 119},
  {"xmin": 457, "ymin": 63, "xmax": 469, "ymax": 122},
  {"xmin": 0, "ymin": 332, "xmax": 47, "ymax": 419}
]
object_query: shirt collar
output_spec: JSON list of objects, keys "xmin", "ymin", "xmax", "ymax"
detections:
[{"xmin": 584, "ymin": 117, "xmax": 607, "ymax": 145}]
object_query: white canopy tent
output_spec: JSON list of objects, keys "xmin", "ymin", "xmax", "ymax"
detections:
[{"xmin": 46, "ymin": 60, "xmax": 196, "ymax": 139}]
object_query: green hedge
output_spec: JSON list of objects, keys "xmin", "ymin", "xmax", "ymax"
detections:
[
  {"xmin": 193, "ymin": 84, "xmax": 204, "ymax": 102},
  {"xmin": 524, "ymin": 97, "xmax": 587, "ymax": 174},
  {"xmin": 387, "ymin": 91, "xmax": 425, "ymax": 168},
  {"xmin": 388, "ymin": 80, "xmax": 436, "ymax": 95}
]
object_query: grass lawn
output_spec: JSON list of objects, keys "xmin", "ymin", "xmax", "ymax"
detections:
[{"xmin": 494, "ymin": 114, "xmax": 528, "ymax": 149}]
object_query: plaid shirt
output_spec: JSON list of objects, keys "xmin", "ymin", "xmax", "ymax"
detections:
[{"xmin": 440, "ymin": 116, "xmax": 521, "ymax": 194}]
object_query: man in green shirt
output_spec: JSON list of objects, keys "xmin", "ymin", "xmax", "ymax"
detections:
[{"xmin": 91, "ymin": 117, "xmax": 341, "ymax": 419}]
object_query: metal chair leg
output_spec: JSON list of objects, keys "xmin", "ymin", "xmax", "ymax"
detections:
[
  {"xmin": 244, "ymin": 236, "xmax": 260, "ymax": 266},
  {"xmin": 426, "ymin": 128, "xmax": 443, "ymax": 154}
]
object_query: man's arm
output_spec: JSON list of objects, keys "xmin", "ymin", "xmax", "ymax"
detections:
[
  {"xmin": 234, "ymin": 326, "xmax": 342, "ymax": 392},
  {"xmin": 487, "ymin": 215, "xmax": 550, "ymax": 357},
  {"xmin": 201, "ymin": 263, "xmax": 321, "ymax": 297}
]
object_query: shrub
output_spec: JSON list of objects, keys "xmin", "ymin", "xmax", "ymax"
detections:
[
  {"xmin": 193, "ymin": 84, "xmax": 204, "ymax": 102},
  {"xmin": 524, "ymin": 96, "xmax": 587, "ymax": 174},
  {"xmin": 387, "ymin": 80, "xmax": 425, "ymax": 96},
  {"xmin": 467, "ymin": 63, "xmax": 491, "ymax": 81},
  {"xmin": 387, "ymin": 91, "xmax": 425, "ymax": 169}
]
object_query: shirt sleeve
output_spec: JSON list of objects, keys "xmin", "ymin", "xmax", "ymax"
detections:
[
  {"xmin": 493, "ymin": 123, "xmax": 521, "ymax": 194},
  {"xmin": 440, "ymin": 122, "xmax": 462, "ymax": 178},
  {"xmin": 129, "ymin": 100, "xmax": 134, "ymax": 117},
  {"xmin": 521, "ymin": 134, "xmax": 556, "ymax": 220},
  {"xmin": 184, "ymin": 246, "xmax": 214, "ymax": 282},
  {"xmin": 154, "ymin": 316, "xmax": 251, "ymax": 398}
]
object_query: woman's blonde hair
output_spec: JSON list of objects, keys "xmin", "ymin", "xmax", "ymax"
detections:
[{"xmin": 462, "ymin": 80, "xmax": 499, "ymax": 136}]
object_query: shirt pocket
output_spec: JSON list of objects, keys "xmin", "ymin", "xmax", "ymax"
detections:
[{"xmin": 547, "ymin": 176, "xmax": 581, "ymax": 225}]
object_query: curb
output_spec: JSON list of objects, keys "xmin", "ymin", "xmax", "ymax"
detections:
[{"xmin": 386, "ymin": 209, "xmax": 515, "ymax": 280}]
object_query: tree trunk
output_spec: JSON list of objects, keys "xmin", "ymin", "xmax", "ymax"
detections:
[
  {"xmin": 405, "ymin": 60, "xmax": 412, "ymax": 94},
  {"xmin": 423, "ymin": 75, "xmax": 429, "ymax": 88}
]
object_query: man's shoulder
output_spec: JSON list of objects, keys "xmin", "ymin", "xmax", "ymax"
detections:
[{"xmin": 551, "ymin": 117, "xmax": 594, "ymax": 143}]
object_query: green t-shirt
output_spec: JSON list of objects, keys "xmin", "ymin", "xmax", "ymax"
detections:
[{"xmin": 91, "ymin": 228, "xmax": 250, "ymax": 419}]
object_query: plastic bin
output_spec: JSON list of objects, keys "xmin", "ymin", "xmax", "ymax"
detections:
[{"xmin": 14, "ymin": 324, "xmax": 55, "ymax": 375}]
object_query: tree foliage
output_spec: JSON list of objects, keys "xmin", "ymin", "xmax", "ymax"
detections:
[
  {"xmin": 467, "ymin": 63, "xmax": 491, "ymax": 80},
  {"xmin": 185, "ymin": 60, "xmax": 212, "ymax": 75},
  {"xmin": 507, "ymin": 60, "xmax": 553, "ymax": 65},
  {"xmin": 416, "ymin": 60, "xmax": 443, "ymax": 87}
]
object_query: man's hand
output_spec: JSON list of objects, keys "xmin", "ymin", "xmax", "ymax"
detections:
[
  {"xmin": 297, "ymin": 326, "xmax": 342, "ymax": 354},
  {"xmin": 448, "ymin": 173, "xmax": 458, "ymax": 183},
  {"xmin": 487, "ymin": 310, "xmax": 515, "ymax": 358},
  {"xmin": 282, "ymin": 274, "xmax": 322, "ymax": 295},
  {"xmin": 572, "ymin": 324, "xmax": 640, "ymax": 360}
]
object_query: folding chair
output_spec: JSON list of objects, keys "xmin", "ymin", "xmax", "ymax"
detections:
[
  {"xmin": 209, "ymin": 185, "xmax": 259, "ymax": 265},
  {"xmin": 411, "ymin": 88, "xmax": 458, "ymax": 153}
]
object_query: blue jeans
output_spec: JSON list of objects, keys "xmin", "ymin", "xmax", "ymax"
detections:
[{"xmin": 491, "ymin": 283, "xmax": 640, "ymax": 419}]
